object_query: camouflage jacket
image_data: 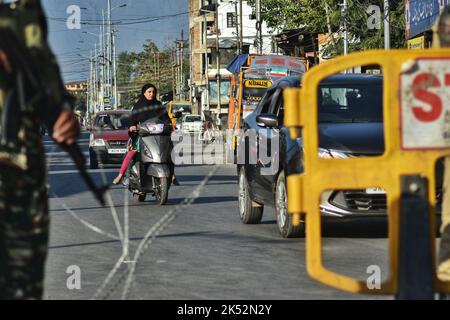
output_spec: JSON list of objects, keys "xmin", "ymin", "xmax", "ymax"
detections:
[{"xmin": 0, "ymin": 0, "xmax": 66, "ymax": 171}]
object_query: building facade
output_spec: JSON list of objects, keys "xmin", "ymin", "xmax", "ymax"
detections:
[{"xmin": 188, "ymin": 0, "xmax": 274, "ymax": 125}]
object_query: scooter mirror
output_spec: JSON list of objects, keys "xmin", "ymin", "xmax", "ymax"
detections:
[{"xmin": 174, "ymin": 111, "xmax": 183, "ymax": 119}]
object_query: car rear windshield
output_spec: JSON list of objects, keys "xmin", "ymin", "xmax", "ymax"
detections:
[
  {"xmin": 184, "ymin": 116, "xmax": 201, "ymax": 122},
  {"xmin": 94, "ymin": 113, "xmax": 131, "ymax": 130},
  {"xmin": 318, "ymin": 83, "xmax": 383, "ymax": 123}
]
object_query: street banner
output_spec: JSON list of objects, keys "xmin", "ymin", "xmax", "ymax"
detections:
[{"xmin": 405, "ymin": 0, "xmax": 450, "ymax": 39}]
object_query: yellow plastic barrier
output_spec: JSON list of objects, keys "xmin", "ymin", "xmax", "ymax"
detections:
[{"xmin": 284, "ymin": 49, "xmax": 450, "ymax": 294}]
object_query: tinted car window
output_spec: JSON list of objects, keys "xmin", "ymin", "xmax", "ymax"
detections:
[
  {"xmin": 275, "ymin": 92, "xmax": 284, "ymax": 125},
  {"xmin": 318, "ymin": 84, "xmax": 382, "ymax": 123},
  {"xmin": 95, "ymin": 113, "xmax": 131, "ymax": 131},
  {"xmin": 184, "ymin": 116, "xmax": 202, "ymax": 122},
  {"xmin": 268, "ymin": 88, "xmax": 282, "ymax": 114},
  {"xmin": 258, "ymin": 91, "xmax": 274, "ymax": 114}
]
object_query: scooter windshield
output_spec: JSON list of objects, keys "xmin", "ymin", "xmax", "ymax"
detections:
[{"xmin": 141, "ymin": 122, "xmax": 165, "ymax": 134}]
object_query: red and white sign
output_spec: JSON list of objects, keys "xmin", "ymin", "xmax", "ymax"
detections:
[{"xmin": 400, "ymin": 57, "xmax": 450, "ymax": 149}]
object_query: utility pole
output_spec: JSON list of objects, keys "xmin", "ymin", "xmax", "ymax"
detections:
[
  {"xmin": 342, "ymin": 0, "xmax": 348, "ymax": 56},
  {"xmin": 100, "ymin": 11, "xmax": 105, "ymax": 111},
  {"xmin": 180, "ymin": 31, "xmax": 185, "ymax": 101},
  {"xmin": 112, "ymin": 29, "xmax": 118, "ymax": 108},
  {"xmin": 384, "ymin": 0, "xmax": 390, "ymax": 49},
  {"xmin": 89, "ymin": 44, "xmax": 98, "ymax": 115},
  {"xmin": 189, "ymin": 26, "xmax": 193, "ymax": 103},
  {"xmin": 175, "ymin": 44, "xmax": 179, "ymax": 99},
  {"xmin": 215, "ymin": 5, "xmax": 221, "ymax": 123},
  {"xmin": 107, "ymin": 0, "xmax": 116, "ymax": 108},
  {"xmin": 107, "ymin": 0, "xmax": 111, "ymax": 103},
  {"xmin": 153, "ymin": 50, "xmax": 157, "ymax": 88},
  {"xmin": 88, "ymin": 50, "xmax": 93, "ymax": 123},
  {"xmin": 172, "ymin": 49, "xmax": 176, "ymax": 99},
  {"xmin": 178, "ymin": 43, "xmax": 182, "ymax": 99},
  {"xmin": 177, "ymin": 46, "xmax": 180, "ymax": 99},
  {"xmin": 174, "ymin": 43, "xmax": 180, "ymax": 100},
  {"xmin": 256, "ymin": 0, "xmax": 263, "ymax": 54},
  {"xmin": 104, "ymin": 10, "xmax": 109, "ymax": 101},
  {"xmin": 94, "ymin": 44, "xmax": 98, "ymax": 114},
  {"xmin": 203, "ymin": 12, "xmax": 210, "ymax": 113},
  {"xmin": 157, "ymin": 52, "xmax": 160, "ymax": 97},
  {"xmin": 239, "ymin": 0, "xmax": 243, "ymax": 53},
  {"xmin": 235, "ymin": 1, "xmax": 240, "ymax": 54},
  {"xmin": 91, "ymin": 50, "xmax": 95, "ymax": 115},
  {"xmin": 175, "ymin": 38, "xmax": 181, "ymax": 100}
]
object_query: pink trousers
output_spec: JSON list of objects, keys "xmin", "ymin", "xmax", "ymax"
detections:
[{"xmin": 119, "ymin": 150, "xmax": 138, "ymax": 176}]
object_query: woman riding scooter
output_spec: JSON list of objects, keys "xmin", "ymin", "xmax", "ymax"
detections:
[{"xmin": 113, "ymin": 83, "xmax": 179, "ymax": 185}]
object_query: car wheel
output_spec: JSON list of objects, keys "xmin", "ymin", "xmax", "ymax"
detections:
[
  {"xmin": 238, "ymin": 167, "xmax": 263, "ymax": 224},
  {"xmin": 275, "ymin": 171, "xmax": 305, "ymax": 238}
]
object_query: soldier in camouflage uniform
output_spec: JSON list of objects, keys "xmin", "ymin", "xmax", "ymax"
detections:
[{"xmin": 0, "ymin": 0, "xmax": 80, "ymax": 299}]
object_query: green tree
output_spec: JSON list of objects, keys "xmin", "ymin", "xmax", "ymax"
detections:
[
  {"xmin": 116, "ymin": 40, "xmax": 180, "ymax": 107},
  {"xmin": 134, "ymin": 40, "xmax": 174, "ymax": 95},
  {"xmin": 117, "ymin": 51, "xmax": 137, "ymax": 85},
  {"xmin": 248, "ymin": 0, "xmax": 405, "ymax": 57},
  {"xmin": 117, "ymin": 51, "xmax": 138, "ymax": 108}
]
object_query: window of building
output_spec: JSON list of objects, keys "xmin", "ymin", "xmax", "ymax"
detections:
[{"xmin": 227, "ymin": 12, "xmax": 236, "ymax": 28}]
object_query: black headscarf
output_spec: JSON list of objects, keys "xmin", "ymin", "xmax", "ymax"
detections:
[{"xmin": 130, "ymin": 83, "xmax": 169, "ymax": 126}]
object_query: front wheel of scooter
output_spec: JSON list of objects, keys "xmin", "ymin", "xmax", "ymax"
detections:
[{"xmin": 155, "ymin": 177, "xmax": 168, "ymax": 205}]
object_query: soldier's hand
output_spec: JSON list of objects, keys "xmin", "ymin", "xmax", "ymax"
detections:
[{"xmin": 53, "ymin": 111, "xmax": 80, "ymax": 145}]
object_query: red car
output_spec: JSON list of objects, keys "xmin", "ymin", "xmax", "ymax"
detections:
[{"xmin": 89, "ymin": 110, "xmax": 131, "ymax": 169}]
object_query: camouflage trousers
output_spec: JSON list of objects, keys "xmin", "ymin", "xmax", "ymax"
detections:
[{"xmin": 0, "ymin": 165, "xmax": 48, "ymax": 300}]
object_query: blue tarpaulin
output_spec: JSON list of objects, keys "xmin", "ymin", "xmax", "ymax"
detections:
[{"xmin": 226, "ymin": 54, "xmax": 248, "ymax": 73}]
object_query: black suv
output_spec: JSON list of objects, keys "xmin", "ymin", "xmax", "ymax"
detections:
[{"xmin": 237, "ymin": 75, "xmax": 443, "ymax": 238}]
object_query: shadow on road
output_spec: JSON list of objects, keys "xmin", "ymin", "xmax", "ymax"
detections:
[
  {"xmin": 321, "ymin": 217, "xmax": 388, "ymax": 238},
  {"xmin": 320, "ymin": 215, "xmax": 442, "ymax": 239},
  {"xmin": 50, "ymin": 202, "xmax": 151, "ymax": 213},
  {"xmin": 49, "ymin": 232, "xmax": 211, "ymax": 250},
  {"xmin": 166, "ymin": 196, "xmax": 238, "ymax": 205},
  {"xmin": 48, "ymin": 231, "xmax": 295, "ymax": 250},
  {"xmin": 177, "ymin": 175, "xmax": 237, "ymax": 182}
]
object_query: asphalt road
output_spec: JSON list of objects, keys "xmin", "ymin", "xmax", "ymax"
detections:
[{"xmin": 43, "ymin": 131, "xmax": 393, "ymax": 300}]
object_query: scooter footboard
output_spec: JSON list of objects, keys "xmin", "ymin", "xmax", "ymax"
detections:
[{"xmin": 146, "ymin": 164, "xmax": 171, "ymax": 178}]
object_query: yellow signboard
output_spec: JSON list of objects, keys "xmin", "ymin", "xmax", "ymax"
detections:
[
  {"xmin": 244, "ymin": 79, "xmax": 272, "ymax": 88},
  {"xmin": 407, "ymin": 36, "xmax": 425, "ymax": 50}
]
